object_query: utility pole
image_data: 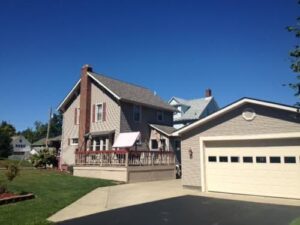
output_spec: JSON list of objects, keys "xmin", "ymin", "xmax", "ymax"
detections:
[{"xmin": 45, "ymin": 107, "xmax": 52, "ymax": 148}]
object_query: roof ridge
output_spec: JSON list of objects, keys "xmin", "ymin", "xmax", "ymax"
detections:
[
  {"xmin": 90, "ymin": 71, "xmax": 153, "ymax": 92},
  {"xmin": 187, "ymin": 96, "xmax": 212, "ymax": 101}
]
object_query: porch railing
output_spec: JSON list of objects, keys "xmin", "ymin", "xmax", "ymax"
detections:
[{"xmin": 75, "ymin": 150, "xmax": 175, "ymax": 167}]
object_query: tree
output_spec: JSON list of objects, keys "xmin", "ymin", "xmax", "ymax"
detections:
[
  {"xmin": 0, "ymin": 121, "xmax": 16, "ymax": 158},
  {"xmin": 286, "ymin": 1, "xmax": 300, "ymax": 106},
  {"xmin": 20, "ymin": 112, "xmax": 62, "ymax": 143},
  {"xmin": 49, "ymin": 112, "xmax": 62, "ymax": 138}
]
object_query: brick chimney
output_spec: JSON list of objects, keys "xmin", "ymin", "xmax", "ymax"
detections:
[
  {"xmin": 205, "ymin": 89, "xmax": 212, "ymax": 97},
  {"xmin": 78, "ymin": 64, "xmax": 93, "ymax": 150}
]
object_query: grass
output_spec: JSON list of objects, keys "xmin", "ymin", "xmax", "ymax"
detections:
[
  {"xmin": 0, "ymin": 169, "xmax": 115, "ymax": 225},
  {"xmin": 0, "ymin": 158, "xmax": 33, "ymax": 168},
  {"xmin": 291, "ymin": 218, "xmax": 300, "ymax": 225}
]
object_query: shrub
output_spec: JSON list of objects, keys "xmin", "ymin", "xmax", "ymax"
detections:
[
  {"xmin": 30, "ymin": 148, "xmax": 58, "ymax": 168},
  {"xmin": 0, "ymin": 162, "xmax": 20, "ymax": 194}
]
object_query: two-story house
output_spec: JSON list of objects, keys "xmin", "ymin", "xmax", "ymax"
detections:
[
  {"xmin": 9, "ymin": 135, "xmax": 31, "ymax": 160},
  {"xmin": 169, "ymin": 89, "xmax": 219, "ymax": 129},
  {"xmin": 57, "ymin": 65, "xmax": 176, "ymax": 182}
]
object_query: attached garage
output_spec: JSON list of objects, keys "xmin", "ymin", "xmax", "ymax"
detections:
[
  {"xmin": 204, "ymin": 137, "xmax": 300, "ymax": 199},
  {"xmin": 174, "ymin": 98, "xmax": 300, "ymax": 199}
]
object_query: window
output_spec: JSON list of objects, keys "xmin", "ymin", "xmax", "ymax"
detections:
[
  {"xmin": 135, "ymin": 136, "xmax": 142, "ymax": 146},
  {"xmin": 284, "ymin": 156, "xmax": 296, "ymax": 164},
  {"xmin": 102, "ymin": 138, "xmax": 107, "ymax": 151},
  {"xmin": 256, "ymin": 156, "xmax": 266, "ymax": 163},
  {"xmin": 13, "ymin": 152, "xmax": 25, "ymax": 155},
  {"xmin": 93, "ymin": 138, "xmax": 101, "ymax": 150},
  {"xmin": 160, "ymin": 139, "xmax": 166, "ymax": 151},
  {"xmin": 219, "ymin": 156, "xmax": 228, "ymax": 162},
  {"xmin": 270, "ymin": 156, "xmax": 281, "ymax": 163},
  {"xmin": 208, "ymin": 156, "xmax": 217, "ymax": 162},
  {"xmin": 15, "ymin": 144, "xmax": 25, "ymax": 148},
  {"xmin": 96, "ymin": 104, "xmax": 103, "ymax": 122},
  {"xmin": 133, "ymin": 105, "xmax": 141, "ymax": 122},
  {"xmin": 71, "ymin": 138, "xmax": 79, "ymax": 145},
  {"xmin": 157, "ymin": 111, "xmax": 164, "ymax": 122},
  {"xmin": 74, "ymin": 108, "xmax": 80, "ymax": 125},
  {"xmin": 175, "ymin": 140, "xmax": 181, "ymax": 151},
  {"xmin": 231, "ymin": 156, "xmax": 239, "ymax": 163},
  {"xmin": 93, "ymin": 137, "xmax": 108, "ymax": 151},
  {"xmin": 151, "ymin": 139, "xmax": 158, "ymax": 149},
  {"xmin": 243, "ymin": 156, "xmax": 253, "ymax": 163}
]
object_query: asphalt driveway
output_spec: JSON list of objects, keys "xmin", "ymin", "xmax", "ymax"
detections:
[{"xmin": 57, "ymin": 195, "xmax": 300, "ymax": 225}]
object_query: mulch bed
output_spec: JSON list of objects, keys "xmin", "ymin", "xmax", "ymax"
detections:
[{"xmin": 0, "ymin": 192, "xmax": 35, "ymax": 205}]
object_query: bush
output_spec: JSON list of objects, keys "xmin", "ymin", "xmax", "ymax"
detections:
[
  {"xmin": 30, "ymin": 148, "xmax": 58, "ymax": 168},
  {"xmin": 0, "ymin": 162, "xmax": 20, "ymax": 193}
]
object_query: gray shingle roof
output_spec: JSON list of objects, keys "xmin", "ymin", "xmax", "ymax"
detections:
[
  {"xmin": 149, "ymin": 124, "xmax": 177, "ymax": 136},
  {"xmin": 31, "ymin": 135, "xmax": 61, "ymax": 147},
  {"xmin": 171, "ymin": 96, "xmax": 215, "ymax": 121},
  {"xmin": 89, "ymin": 72, "xmax": 175, "ymax": 111}
]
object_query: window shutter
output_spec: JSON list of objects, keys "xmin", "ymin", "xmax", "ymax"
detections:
[
  {"xmin": 103, "ymin": 102, "xmax": 106, "ymax": 121},
  {"xmin": 68, "ymin": 138, "xmax": 70, "ymax": 146},
  {"xmin": 74, "ymin": 108, "xmax": 77, "ymax": 125},
  {"xmin": 92, "ymin": 104, "xmax": 95, "ymax": 123}
]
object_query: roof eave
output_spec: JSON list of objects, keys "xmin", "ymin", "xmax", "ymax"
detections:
[
  {"xmin": 149, "ymin": 124, "xmax": 175, "ymax": 137},
  {"xmin": 56, "ymin": 79, "xmax": 81, "ymax": 112},
  {"xmin": 172, "ymin": 97, "xmax": 300, "ymax": 136}
]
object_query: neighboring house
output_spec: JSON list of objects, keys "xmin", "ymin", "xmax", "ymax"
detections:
[
  {"xmin": 31, "ymin": 135, "xmax": 61, "ymax": 153},
  {"xmin": 169, "ymin": 89, "xmax": 219, "ymax": 129},
  {"xmin": 57, "ymin": 65, "xmax": 176, "ymax": 182},
  {"xmin": 9, "ymin": 135, "xmax": 31, "ymax": 160},
  {"xmin": 173, "ymin": 98, "xmax": 300, "ymax": 199}
]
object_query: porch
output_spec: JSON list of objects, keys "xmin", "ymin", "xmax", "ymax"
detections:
[{"xmin": 74, "ymin": 150, "xmax": 176, "ymax": 183}]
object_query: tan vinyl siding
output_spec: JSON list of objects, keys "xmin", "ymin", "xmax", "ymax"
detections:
[
  {"xmin": 61, "ymin": 94, "xmax": 80, "ymax": 165},
  {"xmin": 90, "ymin": 81, "xmax": 121, "ymax": 140},
  {"xmin": 120, "ymin": 102, "xmax": 173, "ymax": 146},
  {"xmin": 181, "ymin": 103, "xmax": 300, "ymax": 187}
]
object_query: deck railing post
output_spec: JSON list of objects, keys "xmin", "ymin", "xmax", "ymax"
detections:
[{"xmin": 125, "ymin": 151, "xmax": 129, "ymax": 167}]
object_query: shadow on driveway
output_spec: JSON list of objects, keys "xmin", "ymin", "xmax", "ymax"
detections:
[{"xmin": 57, "ymin": 195, "xmax": 300, "ymax": 225}]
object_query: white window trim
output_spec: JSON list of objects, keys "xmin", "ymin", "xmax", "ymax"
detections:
[
  {"xmin": 133, "ymin": 105, "xmax": 142, "ymax": 123},
  {"xmin": 96, "ymin": 102, "xmax": 104, "ymax": 122},
  {"xmin": 71, "ymin": 138, "xmax": 79, "ymax": 146},
  {"xmin": 92, "ymin": 137, "xmax": 109, "ymax": 151},
  {"xmin": 157, "ymin": 111, "xmax": 164, "ymax": 122}
]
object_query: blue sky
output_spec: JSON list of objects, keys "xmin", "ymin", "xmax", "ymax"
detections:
[{"xmin": 0, "ymin": 0, "xmax": 299, "ymax": 131}]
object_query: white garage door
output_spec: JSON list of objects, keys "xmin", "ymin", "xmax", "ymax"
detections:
[{"xmin": 205, "ymin": 139, "xmax": 300, "ymax": 199}]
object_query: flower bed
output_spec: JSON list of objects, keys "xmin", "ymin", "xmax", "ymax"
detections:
[{"xmin": 0, "ymin": 192, "xmax": 34, "ymax": 205}]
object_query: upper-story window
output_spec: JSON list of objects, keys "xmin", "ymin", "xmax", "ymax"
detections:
[
  {"xmin": 96, "ymin": 104, "xmax": 103, "ymax": 122},
  {"xmin": 74, "ymin": 108, "xmax": 80, "ymax": 125},
  {"xmin": 157, "ymin": 111, "xmax": 164, "ymax": 122},
  {"xmin": 133, "ymin": 105, "xmax": 141, "ymax": 122}
]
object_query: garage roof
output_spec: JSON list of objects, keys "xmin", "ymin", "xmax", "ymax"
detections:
[{"xmin": 172, "ymin": 97, "xmax": 300, "ymax": 136}]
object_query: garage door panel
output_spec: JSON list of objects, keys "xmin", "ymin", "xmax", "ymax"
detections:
[{"xmin": 205, "ymin": 140, "xmax": 300, "ymax": 199}]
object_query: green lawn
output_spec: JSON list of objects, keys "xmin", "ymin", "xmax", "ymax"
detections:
[
  {"xmin": 0, "ymin": 158, "xmax": 33, "ymax": 168},
  {"xmin": 0, "ymin": 169, "xmax": 115, "ymax": 225},
  {"xmin": 291, "ymin": 218, "xmax": 300, "ymax": 225}
]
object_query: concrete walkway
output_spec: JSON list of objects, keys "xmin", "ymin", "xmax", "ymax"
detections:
[{"xmin": 48, "ymin": 179, "xmax": 300, "ymax": 223}]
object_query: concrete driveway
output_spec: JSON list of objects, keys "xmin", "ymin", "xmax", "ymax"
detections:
[
  {"xmin": 49, "ymin": 179, "xmax": 196, "ymax": 222},
  {"xmin": 49, "ymin": 179, "xmax": 300, "ymax": 224}
]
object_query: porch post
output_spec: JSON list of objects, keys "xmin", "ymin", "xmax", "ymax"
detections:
[{"xmin": 125, "ymin": 151, "xmax": 129, "ymax": 167}]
